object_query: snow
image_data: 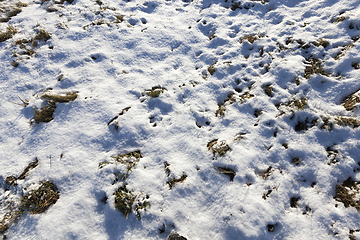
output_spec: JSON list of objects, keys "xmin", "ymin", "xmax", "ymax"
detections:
[{"xmin": 1, "ymin": 0, "xmax": 360, "ymax": 239}]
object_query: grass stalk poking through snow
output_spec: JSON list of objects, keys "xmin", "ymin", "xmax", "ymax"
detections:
[{"xmin": 0, "ymin": 25, "xmax": 17, "ymax": 42}]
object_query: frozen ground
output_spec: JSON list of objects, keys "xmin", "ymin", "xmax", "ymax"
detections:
[{"xmin": 1, "ymin": 0, "xmax": 360, "ymax": 239}]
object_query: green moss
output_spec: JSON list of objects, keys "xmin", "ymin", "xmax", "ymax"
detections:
[{"xmin": 114, "ymin": 185, "xmax": 135, "ymax": 217}]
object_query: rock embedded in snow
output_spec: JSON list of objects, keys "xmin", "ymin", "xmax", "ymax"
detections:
[{"xmin": 166, "ymin": 232, "xmax": 187, "ymax": 240}]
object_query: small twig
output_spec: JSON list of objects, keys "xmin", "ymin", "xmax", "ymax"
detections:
[
  {"xmin": 17, "ymin": 95, "xmax": 29, "ymax": 106},
  {"xmin": 24, "ymin": 84, "xmax": 32, "ymax": 90}
]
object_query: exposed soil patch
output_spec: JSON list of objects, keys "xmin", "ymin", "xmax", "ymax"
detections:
[
  {"xmin": 0, "ymin": 180, "xmax": 59, "ymax": 234},
  {"xmin": 21, "ymin": 181, "xmax": 60, "ymax": 214},
  {"xmin": 0, "ymin": 25, "xmax": 17, "ymax": 42},
  {"xmin": 304, "ymin": 57, "xmax": 329, "ymax": 79},
  {"xmin": 290, "ymin": 196, "xmax": 300, "ymax": 208},
  {"xmin": 32, "ymin": 91, "xmax": 77, "ymax": 124},
  {"xmin": 334, "ymin": 177, "xmax": 360, "ymax": 211},
  {"xmin": 295, "ymin": 117, "xmax": 318, "ymax": 132}
]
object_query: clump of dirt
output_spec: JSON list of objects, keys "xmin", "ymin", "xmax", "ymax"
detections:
[
  {"xmin": 32, "ymin": 91, "xmax": 77, "ymax": 124},
  {"xmin": 208, "ymin": 65, "xmax": 215, "ymax": 75},
  {"xmin": 164, "ymin": 162, "xmax": 171, "ymax": 176},
  {"xmin": 267, "ymin": 223, "xmax": 277, "ymax": 232},
  {"xmin": 295, "ymin": 117, "xmax": 318, "ymax": 132},
  {"xmin": 254, "ymin": 109, "xmax": 263, "ymax": 118},
  {"xmin": 262, "ymin": 189, "xmax": 272, "ymax": 200},
  {"xmin": 352, "ymin": 62, "xmax": 360, "ymax": 69},
  {"xmin": 290, "ymin": 196, "xmax": 300, "ymax": 208}
]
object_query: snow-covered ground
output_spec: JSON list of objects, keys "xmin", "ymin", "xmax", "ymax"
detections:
[{"xmin": 1, "ymin": 0, "xmax": 360, "ymax": 239}]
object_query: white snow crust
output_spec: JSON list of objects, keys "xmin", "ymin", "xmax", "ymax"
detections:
[{"xmin": 1, "ymin": 0, "xmax": 360, "ymax": 239}]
